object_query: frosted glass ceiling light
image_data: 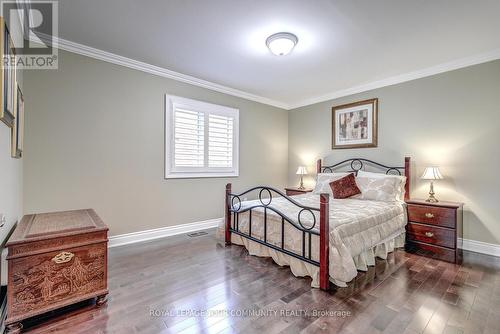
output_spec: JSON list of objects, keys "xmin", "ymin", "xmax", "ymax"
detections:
[{"xmin": 266, "ymin": 32, "xmax": 298, "ymax": 56}]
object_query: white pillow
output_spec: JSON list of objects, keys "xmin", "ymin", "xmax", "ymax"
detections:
[
  {"xmin": 313, "ymin": 173, "xmax": 350, "ymax": 196},
  {"xmin": 357, "ymin": 170, "xmax": 407, "ymax": 201},
  {"xmin": 354, "ymin": 176, "xmax": 402, "ymax": 202}
]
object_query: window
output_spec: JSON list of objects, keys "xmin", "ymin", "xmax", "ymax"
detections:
[{"xmin": 165, "ymin": 95, "xmax": 239, "ymax": 178}]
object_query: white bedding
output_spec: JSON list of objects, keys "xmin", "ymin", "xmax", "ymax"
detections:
[{"xmin": 221, "ymin": 193, "xmax": 407, "ymax": 287}]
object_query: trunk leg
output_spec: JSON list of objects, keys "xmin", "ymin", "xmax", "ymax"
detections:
[
  {"xmin": 5, "ymin": 322, "xmax": 23, "ymax": 334},
  {"xmin": 96, "ymin": 293, "xmax": 108, "ymax": 307}
]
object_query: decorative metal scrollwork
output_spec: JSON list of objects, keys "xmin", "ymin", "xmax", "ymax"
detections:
[
  {"xmin": 386, "ymin": 168, "xmax": 402, "ymax": 175},
  {"xmin": 350, "ymin": 159, "xmax": 363, "ymax": 171},
  {"xmin": 231, "ymin": 195, "xmax": 242, "ymax": 211},
  {"xmin": 226, "ymin": 185, "xmax": 321, "ymax": 267},
  {"xmin": 227, "ymin": 186, "xmax": 319, "ymax": 232},
  {"xmin": 259, "ymin": 188, "xmax": 272, "ymax": 206},
  {"xmin": 323, "ymin": 158, "xmax": 405, "ymax": 176},
  {"xmin": 297, "ymin": 208, "xmax": 317, "ymax": 230}
]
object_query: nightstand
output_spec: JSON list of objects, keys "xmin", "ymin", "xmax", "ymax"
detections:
[
  {"xmin": 405, "ymin": 199, "xmax": 463, "ymax": 263},
  {"xmin": 284, "ymin": 187, "xmax": 313, "ymax": 196}
]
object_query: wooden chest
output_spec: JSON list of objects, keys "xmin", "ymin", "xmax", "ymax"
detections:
[{"xmin": 5, "ymin": 209, "xmax": 108, "ymax": 333}]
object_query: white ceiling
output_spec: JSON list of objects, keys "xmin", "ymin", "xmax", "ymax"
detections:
[{"xmin": 59, "ymin": 0, "xmax": 500, "ymax": 109}]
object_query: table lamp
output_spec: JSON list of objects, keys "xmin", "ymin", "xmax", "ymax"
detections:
[
  {"xmin": 421, "ymin": 167, "xmax": 443, "ymax": 202},
  {"xmin": 296, "ymin": 166, "xmax": 308, "ymax": 189}
]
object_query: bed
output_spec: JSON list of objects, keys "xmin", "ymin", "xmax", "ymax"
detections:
[{"xmin": 223, "ymin": 157, "xmax": 411, "ymax": 290}]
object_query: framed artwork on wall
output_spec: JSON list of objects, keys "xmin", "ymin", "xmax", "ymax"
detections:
[
  {"xmin": 0, "ymin": 18, "xmax": 16, "ymax": 128},
  {"xmin": 332, "ymin": 98, "xmax": 378, "ymax": 149},
  {"xmin": 12, "ymin": 85, "xmax": 23, "ymax": 158}
]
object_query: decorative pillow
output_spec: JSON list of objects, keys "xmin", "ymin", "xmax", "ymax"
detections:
[
  {"xmin": 329, "ymin": 173, "xmax": 361, "ymax": 199},
  {"xmin": 357, "ymin": 170, "xmax": 407, "ymax": 201},
  {"xmin": 313, "ymin": 173, "xmax": 349, "ymax": 196},
  {"xmin": 354, "ymin": 176, "xmax": 401, "ymax": 202}
]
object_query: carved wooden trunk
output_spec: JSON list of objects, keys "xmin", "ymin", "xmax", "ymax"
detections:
[{"xmin": 5, "ymin": 209, "xmax": 108, "ymax": 331}]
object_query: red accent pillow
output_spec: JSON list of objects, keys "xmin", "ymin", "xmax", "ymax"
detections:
[{"xmin": 329, "ymin": 173, "xmax": 361, "ymax": 199}]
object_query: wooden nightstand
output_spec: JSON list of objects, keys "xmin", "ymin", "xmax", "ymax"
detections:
[
  {"xmin": 405, "ymin": 199, "xmax": 463, "ymax": 263},
  {"xmin": 285, "ymin": 187, "xmax": 313, "ymax": 196}
]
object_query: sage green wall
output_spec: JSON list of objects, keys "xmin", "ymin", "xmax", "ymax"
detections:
[
  {"xmin": 288, "ymin": 60, "xmax": 500, "ymax": 245},
  {"xmin": 21, "ymin": 49, "xmax": 500, "ymax": 245},
  {"xmin": 23, "ymin": 50, "xmax": 288, "ymax": 236}
]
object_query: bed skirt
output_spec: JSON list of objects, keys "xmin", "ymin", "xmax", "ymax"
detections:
[{"xmin": 217, "ymin": 224, "xmax": 405, "ymax": 288}]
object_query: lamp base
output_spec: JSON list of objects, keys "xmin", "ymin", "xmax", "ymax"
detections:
[
  {"xmin": 298, "ymin": 175, "xmax": 305, "ymax": 189},
  {"xmin": 426, "ymin": 182, "xmax": 439, "ymax": 202},
  {"xmin": 425, "ymin": 196, "xmax": 439, "ymax": 203}
]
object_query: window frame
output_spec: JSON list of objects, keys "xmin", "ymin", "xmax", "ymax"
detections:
[{"xmin": 165, "ymin": 94, "xmax": 239, "ymax": 179}]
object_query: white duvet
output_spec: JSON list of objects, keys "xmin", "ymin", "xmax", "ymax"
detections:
[{"xmin": 222, "ymin": 193, "xmax": 407, "ymax": 287}]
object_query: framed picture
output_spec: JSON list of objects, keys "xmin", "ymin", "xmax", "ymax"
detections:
[
  {"xmin": 12, "ymin": 85, "xmax": 23, "ymax": 158},
  {"xmin": 0, "ymin": 18, "xmax": 16, "ymax": 128},
  {"xmin": 332, "ymin": 98, "xmax": 378, "ymax": 149}
]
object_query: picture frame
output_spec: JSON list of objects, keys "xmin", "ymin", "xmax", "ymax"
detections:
[
  {"xmin": 12, "ymin": 85, "xmax": 23, "ymax": 158},
  {"xmin": 332, "ymin": 98, "xmax": 378, "ymax": 149},
  {"xmin": 0, "ymin": 17, "xmax": 16, "ymax": 128}
]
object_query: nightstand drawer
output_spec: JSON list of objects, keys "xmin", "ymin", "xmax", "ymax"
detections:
[
  {"xmin": 406, "ymin": 241, "xmax": 457, "ymax": 263},
  {"xmin": 407, "ymin": 204, "xmax": 456, "ymax": 228},
  {"xmin": 406, "ymin": 223, "xmax": 455, "ymax": 248}
]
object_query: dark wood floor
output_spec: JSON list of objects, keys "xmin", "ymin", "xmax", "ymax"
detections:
[{"xmin": 20, "ymin": 229, "xmax": 500, "ymax": 334}]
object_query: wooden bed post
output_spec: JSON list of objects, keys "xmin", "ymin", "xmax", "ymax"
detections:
[
  {"xmin": 319, "ymin": 193, "xmax": 330, "ymax": 291},
  {"xmin": 316, "ymin": 159, "xmax": 322, "ymax": 174},
  {"xmin": 225, "ymin": 183, "xmax": 232, "ymax": 245},
  {"xmin": 404, "ymin": 157, "xmax": 411, "ymax": 201}
]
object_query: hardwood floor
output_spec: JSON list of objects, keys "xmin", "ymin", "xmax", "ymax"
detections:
[{"xmin": 18, "ymin": 229, "xmax": 500, "ymax": 334}]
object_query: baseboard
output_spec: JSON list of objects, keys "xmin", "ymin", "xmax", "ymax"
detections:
[
  {"xmin": 108, "ymin": 218, "xmax": 222, "ymax": 248},
  {"xmin": 459, "ymin": 238, "xmax": 500, "ymax": 257},
  {"xmin": 108, "ymin": 220, "xmax": 500, "ymax": 257}
]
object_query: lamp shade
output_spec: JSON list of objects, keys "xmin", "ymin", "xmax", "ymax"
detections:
[
  {"xmin": 421, "ymin": 167, "xmax": 443, "ymax": 180},
  {"xmin": 296, "ymin": 166, "xmax": 308, "ymax": 175}
]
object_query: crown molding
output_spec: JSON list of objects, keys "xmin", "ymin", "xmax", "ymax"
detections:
[
  {"xmin": 33, "ymin": 34, "xmax": 291, "ymax": 110},
  {"xmin": 31, "ymin": 32, "xmax": 500, "ymax": 111},
  {"xmin": 288, "ymin": 48, "xmax": 500, "ymax": 109}
]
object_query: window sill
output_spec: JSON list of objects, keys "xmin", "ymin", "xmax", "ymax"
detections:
[{"xmin": 165, "ymin": 172, "xmax": 239, "ymax": 179}]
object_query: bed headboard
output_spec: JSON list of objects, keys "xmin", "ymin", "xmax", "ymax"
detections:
[{"xmin": 316, "ymin": 157, "xmax": 411, "ymax": 201}]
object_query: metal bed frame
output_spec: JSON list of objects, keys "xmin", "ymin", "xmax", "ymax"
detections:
[{"xmin": 224, "ymin": 157, "xmax": 411, "ymax": 290}]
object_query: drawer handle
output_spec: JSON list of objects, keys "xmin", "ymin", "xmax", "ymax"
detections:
[
  {"xmin": 425, "ymin": 232, "xmax": 434, "ymax": 238},
  {"xmin": 52, "ymin": 251, "xmax": 74, "ymax": 264},
  {"xmin": 425, "ymin": 213, "xmax": 435, "ymax": 218}
]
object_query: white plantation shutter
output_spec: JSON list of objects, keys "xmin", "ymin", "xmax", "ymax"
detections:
[
  {"xmin": 165, "ymin": 95, "xmax": 239, "ymax": 178},
  {"xmin": 173, "ymin": 108, "xmax": 204, "ymax": 167},
  {"xmin": 208, "ymin": 114, "xmax": 234, "ymax": 168}
]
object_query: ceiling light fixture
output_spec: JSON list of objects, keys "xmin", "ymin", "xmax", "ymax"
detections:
[{"xmin": 266, "ymin": 32, "xmax": 298, "ymax": 56}]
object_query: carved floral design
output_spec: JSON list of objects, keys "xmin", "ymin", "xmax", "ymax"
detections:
[
  {"xmin": 15, "ymin": 290, "xmax": 35, "ymax": 303},
  {"xmin": 11, "ymin": 246, "xmax": 106, "ymax": 314}
]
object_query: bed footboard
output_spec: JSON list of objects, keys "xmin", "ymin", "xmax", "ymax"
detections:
[{"xmin": 224, "ymin": 183, "xmax": 330, "ymax": 290}]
